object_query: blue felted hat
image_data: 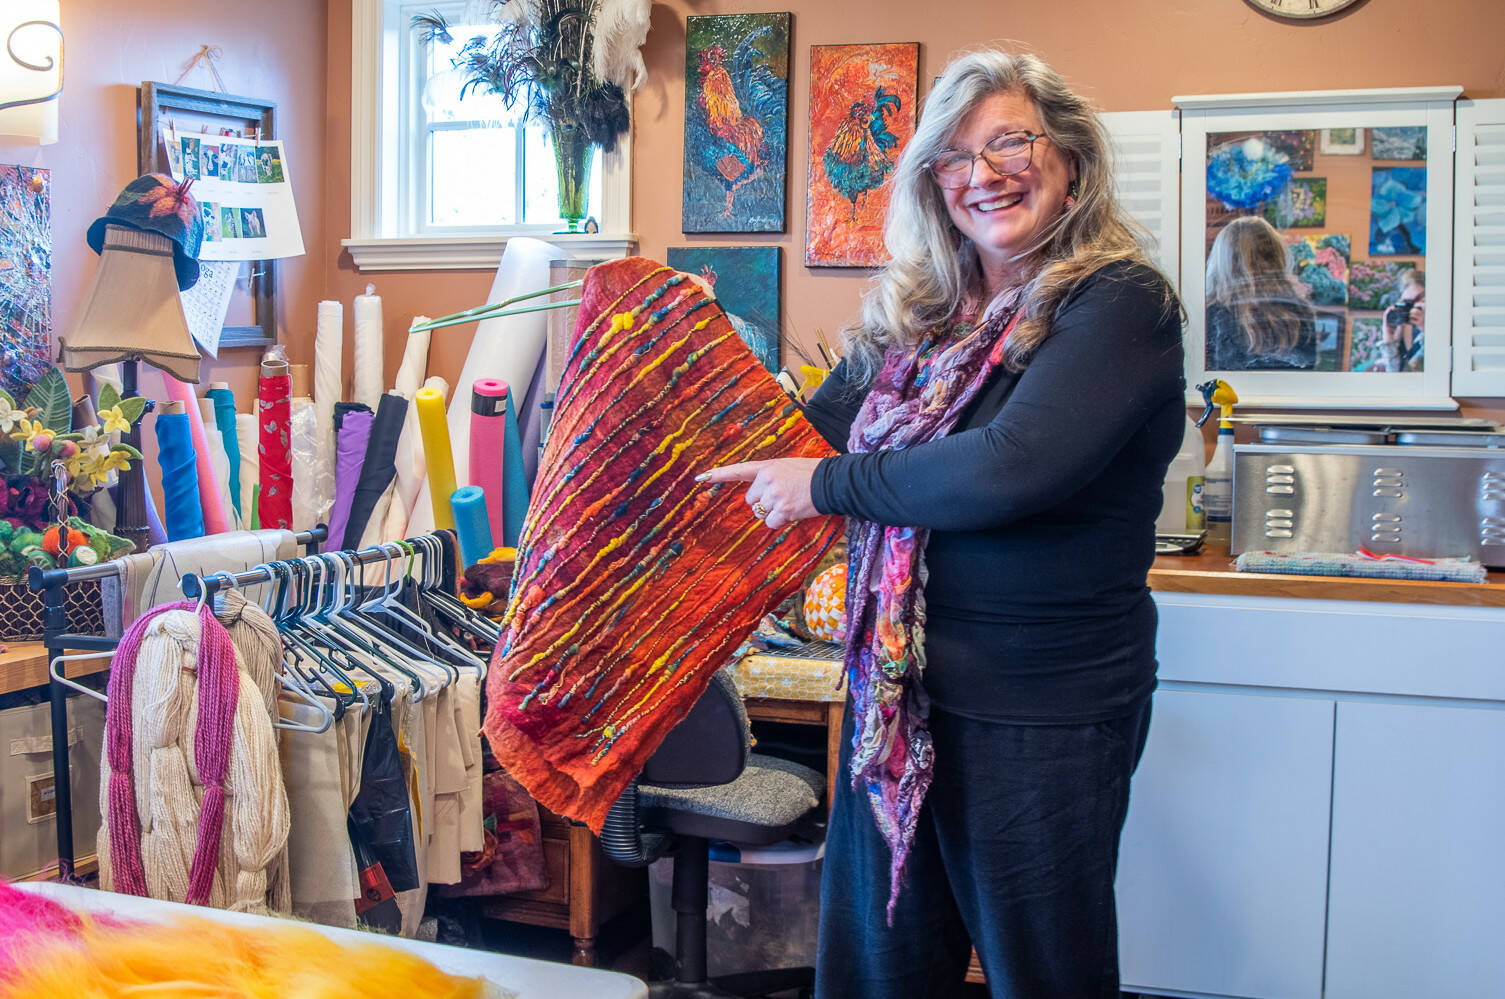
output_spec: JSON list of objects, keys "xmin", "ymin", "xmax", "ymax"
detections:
[{"xmin": 85, "ymin": 174, "xmax": 204, "ymax": 291}]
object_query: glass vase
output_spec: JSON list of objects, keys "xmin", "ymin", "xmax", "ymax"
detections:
[{"xmin": 550, "ymin": 121, "xmax": 593, "ymax": 233}]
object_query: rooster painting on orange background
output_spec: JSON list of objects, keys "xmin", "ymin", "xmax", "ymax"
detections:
[
  {"xmin": 682, "ymin": 13, "xmax": 791, "ymax": 233},
  {"xmin": 805, "ymin": 43, "xmax": 919, "ymax": 267}
]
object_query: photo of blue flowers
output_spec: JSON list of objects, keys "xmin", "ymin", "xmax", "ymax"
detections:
[
  {"xmin": 1370, "ymin": 167, "xmax": 1426, "ymax": 255},
  {"xmin": 666, "ymin": 245, "xmax": 782, "ymax": 372}
]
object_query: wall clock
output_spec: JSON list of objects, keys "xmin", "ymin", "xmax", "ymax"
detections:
[{"xmin": 1244, "ymin": 0, "xmax": 1361, "ymax": 18}]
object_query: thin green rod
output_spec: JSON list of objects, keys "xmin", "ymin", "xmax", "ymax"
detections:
[
  {"xmin": 407, "ymin": 279, "xmax": 584, "ymax": 334},
  {"xmin": 410, "ymin": 299, "xmax": 582, "ymax": 335}
]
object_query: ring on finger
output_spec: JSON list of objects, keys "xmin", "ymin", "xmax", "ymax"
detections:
[{"xmin": 751, "ymin": 501, "xmax": 770, "ymax": 520}]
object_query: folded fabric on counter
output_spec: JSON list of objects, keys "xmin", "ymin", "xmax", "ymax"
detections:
[{"xmin": 1234, "ymin": 550, "xmax": 1489, "ymax": 583}]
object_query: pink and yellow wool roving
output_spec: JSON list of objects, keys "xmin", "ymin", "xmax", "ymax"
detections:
[{"xmin": 483, "ymin": 257, "xmax": 842, "ymax": 833}]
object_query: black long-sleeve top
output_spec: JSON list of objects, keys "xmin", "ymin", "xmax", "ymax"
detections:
[{"xmin": 804, "ymin": 261, "xmax": 1185, "ymax": 723}]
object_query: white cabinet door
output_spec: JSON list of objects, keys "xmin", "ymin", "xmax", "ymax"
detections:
[
  {"xmin": 1117, "ymin": 687, "xmax": 1334, "ymax": 999},
  {"xmin": 1326, "ymin": 701, "xmax": 1505, "ymax": 999}
]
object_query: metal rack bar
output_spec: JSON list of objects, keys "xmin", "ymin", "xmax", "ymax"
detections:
[
  {"xmin": 25, "ymin": 525, "xmax": 326, "ymax": 879},
  {"xmin": 180, "ymin": 532, "xmax": 453, "ymax": 602}
]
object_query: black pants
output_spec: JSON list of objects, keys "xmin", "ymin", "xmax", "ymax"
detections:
[{"xmin": 815, "ymin": 696, "xmax": 1153, "ymax": 999}]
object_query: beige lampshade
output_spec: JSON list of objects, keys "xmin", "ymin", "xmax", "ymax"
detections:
[
  {"xmin": 58, "ymin": 225, "xmax": 203, "ymax": 383},
  {"xmin": 0, "ymin": 3, "xmax": 62, "ymax": 144}
]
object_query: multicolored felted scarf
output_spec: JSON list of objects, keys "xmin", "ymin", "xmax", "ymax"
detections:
[
  {"xmin": 484, "ymin": 257, "xmax": 842, "ymax": 832},
  {"xmin": 844, "ymin": 294, "xmax": 1021, "ymax": 920}
]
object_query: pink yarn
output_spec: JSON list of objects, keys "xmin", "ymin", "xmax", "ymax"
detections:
[{"xmin": 104, "ymin": 602, "xmax": 241, "ymax": 906}]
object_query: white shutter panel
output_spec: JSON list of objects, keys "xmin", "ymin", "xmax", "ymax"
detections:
[
  {"xmin": 1453, "ymin": 99, "xmax": 1505, "ymax": 396},
  {"xmin": 1101, "ymin": 109, "xmax": 1181, "ymax": 288}
]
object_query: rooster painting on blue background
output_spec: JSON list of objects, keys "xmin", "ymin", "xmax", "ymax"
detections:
[
  {"xmin": 682, "ymin": 14, "xmax": 790, "ymax": 233},
  {"xmin": 822, "ymin": 87, "xmax": 902, "ymax": 220}
]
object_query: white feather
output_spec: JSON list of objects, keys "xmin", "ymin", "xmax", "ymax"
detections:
[{"xmin": 589, "ymin": 0, "xmax": 652, "ymax": 92}]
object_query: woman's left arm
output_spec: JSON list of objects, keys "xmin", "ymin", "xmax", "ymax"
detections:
[{"xmin": 803, "ymin": 267, "xmax": 1185, "ymax": 531}]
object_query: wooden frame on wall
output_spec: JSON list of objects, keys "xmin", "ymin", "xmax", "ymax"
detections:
[{"xmin": 137, "ymin": 81, "xmax": 279, "ymax": 349}]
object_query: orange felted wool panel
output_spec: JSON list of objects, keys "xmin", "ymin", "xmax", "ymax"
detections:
[{"xmin": 483, "ymin": 257, "xmax": 840, "ymax": 832}]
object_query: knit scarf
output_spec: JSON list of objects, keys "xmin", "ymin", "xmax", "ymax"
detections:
[{"xmin": 844, "ymin": 295, "xmax": 1020, "ymax": 920}]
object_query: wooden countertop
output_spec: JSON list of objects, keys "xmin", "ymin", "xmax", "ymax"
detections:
[
  {"xmin": 1150, "ymin": 551, "xmax": 1505, "ymax": 607},
  {"xmin": 0, "ymin": 641, "xmax": 111, "ymax": 698}
]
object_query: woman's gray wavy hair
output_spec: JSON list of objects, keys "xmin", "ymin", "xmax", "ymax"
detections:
[{"xmin": 841, "ymin": 48, "xmax": 1171, "ymax": 385}]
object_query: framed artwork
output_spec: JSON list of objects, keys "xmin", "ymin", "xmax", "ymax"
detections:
[
  {"xmin": 1287, "ymin": 233, "xmax": 1350, "ymax": 308},
  {"xmin": 0, "ymin": 165, "xmax": 52, "ymax": 395},
  {"xmin": 681, "ymin": 13, "xmax": 791, "ymax": 234},
  {"xmin": 1370, "ymin": 126, "xmax": 1427, "ymax": 160},
  {"xmin": 1264, "ymin": 129, "xmax": 1316, "ymax": 171},
  {"xmin": 804, "ymin": 42, "xmax": 919, "ymax": 268},
  {"xmin": 666, "ymin": 245, "xmax": 782, "ymax": 372},
  {"xmin": 1264, "ymin": 176, "xmax": 1327, "ymax": 228},
  {"xmin": 1348, "ymin": 316, "xmax": 1387, "ymax": 371},
  {"xmin": 1348, "ymin": 259, "xmax": 1416, "ymax": 311},
  {"xmin": 139, "ymin": 81, "xmax": 278, "ymax": 348},
  {"xmin": 1319, "ymin": 127, "xmax": 1365, "ymax": 155},
  {"xmin": 1312, "ymin": 311, "xmax": 1344, "ymax": 371},
  {"xmin": 1370, "ymin": 166, "xmax": 1427, "ymax": 255}
]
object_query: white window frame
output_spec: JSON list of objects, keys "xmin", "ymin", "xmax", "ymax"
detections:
[
  {"xmin": 344, "ymin": 0, "xmax": 634, "ymax": 271},
  {"xmin": 1176, "ymin": 87, "xmax": 1461, "ymax": 410}
]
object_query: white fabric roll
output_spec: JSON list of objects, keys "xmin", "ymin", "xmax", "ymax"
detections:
[
  {"xmin": 394, "ymin": 323, "xmax": 431, "ymax": 398},
  {"xmin": 407, "ymin": 237, "xmax": 557, "ymax": 534},
  {"xmin": 288, "ymin": 397, "xmax": 319, "ymax": 533},
  {"xmin": 199, "ymin": 398, "xmax": 240, "ymax": 531},
  {"xmin": 381, "ymin": 374, "xmax": 448, "ymax": 543},
  {"xmin": 235, "ymin": 412, "xmax": 261, "ymax": 529},
  {"xmin": 352, "ymin": 285, "xmax": 385, "ymax": 412},
  {"xmin": 314, "ymin": 300, "xmax": 343, "ymax": 524}
]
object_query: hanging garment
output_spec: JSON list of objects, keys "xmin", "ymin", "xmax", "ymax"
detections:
[
  {"xmin": 97, "ymin": 603, "xmax": 289, "ymax": 912},
  {"xmin": 483, "ymin": 257, "xmax": 841, "ymax": 832},
  {"xmin": 280, "ymin": 696, "xmax": 360, "ymax": 929}
]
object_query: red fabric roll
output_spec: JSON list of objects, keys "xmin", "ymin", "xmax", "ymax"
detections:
[{"xmin": 257, "ymin": 374, "xmax": 294, "ymax": 530}]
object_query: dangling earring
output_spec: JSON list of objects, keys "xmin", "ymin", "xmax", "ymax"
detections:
[{"xmin": 1063, "ymin": 179, "xmax": 1080, "ymax": 210}]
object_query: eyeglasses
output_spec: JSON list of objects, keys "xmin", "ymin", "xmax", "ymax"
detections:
[{"xmin": 925, "ymin": 131, "xmax": 1045, "ymax": 189}]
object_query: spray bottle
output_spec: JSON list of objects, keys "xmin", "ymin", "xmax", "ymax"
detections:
[{"xmin": 1195, "ymin": 379, "xmax": 1239, "ymax": 551}]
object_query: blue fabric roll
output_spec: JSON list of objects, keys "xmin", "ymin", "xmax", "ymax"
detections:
[
  {"xmin": 204, "ymin": 387, "xmax": 241, "ymax": 522},
  {"xmin": 502, "ymin": 390, "xmax": 528, "ymax": 548},
  {"xmin": 155, "ymin": 411, "xmax": 205, "ymax": 541},
  {"xmin": 450, "ymin": 485, "xmax": 494, "ymax": 568}
]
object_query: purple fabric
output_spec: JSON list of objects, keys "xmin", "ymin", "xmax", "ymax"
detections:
[
  {"xmin": 326, "ymin": 409, "xmax": 375, "ymax": 549},
  {"xmin": 843, "ymin": 296, "xmax": 1021, "ymax": 922}
]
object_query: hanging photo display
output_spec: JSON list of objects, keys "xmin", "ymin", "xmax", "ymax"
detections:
[
  {"xmin": 0, "ymin": 165, "xmax": 51, "ymax": 395},
  {"xmin": 681, "ymin": 13, "xmax": 791, "ymax": 234},
  {"xmin": 160, "ymin": 121, "xmax": 304, "ymax": 260},
  {"xmin": 804, "ymin": 42, "xmax": 919, "ymax": 267},
  {"xmin": 666, "ymin": 245, "xmax": 782, "ymax": 372}
]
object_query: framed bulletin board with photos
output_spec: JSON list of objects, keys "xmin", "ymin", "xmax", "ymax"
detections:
[
  {"xmin": 137, "ymin": 81, "xmax": 279, "ymax": 350},
  {"xmin": 1176, "ymin": 87, "xmax": 1460, "ymax": 410}
]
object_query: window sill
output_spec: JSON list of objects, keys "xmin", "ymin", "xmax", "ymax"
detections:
[{"xmin": 341, "ymin": 232, "xmax": 638, "ymax": 271}]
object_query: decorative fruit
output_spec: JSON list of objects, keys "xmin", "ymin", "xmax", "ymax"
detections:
[{"xmin": 803, "ymin": 563, "xmax": 848, "ymax": 643}]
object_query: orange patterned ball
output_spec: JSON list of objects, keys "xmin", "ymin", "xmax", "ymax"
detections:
[{"xmin": 803, "ymin": 563, "xmax": 848, "ymax": 643}]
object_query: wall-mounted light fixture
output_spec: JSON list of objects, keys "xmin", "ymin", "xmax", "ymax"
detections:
[{"xmin": 0, "ymin": 2, "xmax": 63, "ymax": 145}]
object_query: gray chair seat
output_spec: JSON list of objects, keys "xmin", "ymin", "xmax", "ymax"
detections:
[{"xmin": 640, "ymin": 753, "xmax": 823, "ymax": 845}]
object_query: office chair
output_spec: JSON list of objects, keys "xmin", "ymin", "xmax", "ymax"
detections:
[{"xmin": 601, "ymin": 669, "xmax": 824, "ymax": 999}]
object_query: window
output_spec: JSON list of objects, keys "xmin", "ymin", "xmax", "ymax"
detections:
[{"xmin": 345, "ymin": 0, "xmax": 632, "ymax": 271}]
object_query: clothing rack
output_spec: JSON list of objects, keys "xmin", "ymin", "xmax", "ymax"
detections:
[
  {"xmin": 24, "ymin": 525, "xmax": 328, "ymax": 879},
  {"xmin": 179, "ymin": 532, "xmax": 459, "ymax": 604}
]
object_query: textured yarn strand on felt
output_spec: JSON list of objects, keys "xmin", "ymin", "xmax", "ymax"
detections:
[{"xmin": 483, "ymin": 257, "xmax": 841, "ymax": 832}]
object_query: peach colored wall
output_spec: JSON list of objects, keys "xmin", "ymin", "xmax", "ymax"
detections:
[{"xmin": 319, "ymin": 0, "xmax": 1505, "ymax": 416}]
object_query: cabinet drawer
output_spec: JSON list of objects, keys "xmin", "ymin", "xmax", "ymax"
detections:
[{"xmin": 501, "ymin": 835, "xmax": 569, "ymax": 905}]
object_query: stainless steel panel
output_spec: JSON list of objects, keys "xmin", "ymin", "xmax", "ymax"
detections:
[{"xmin": 1232, "ymin": 443, "xmax": 1505, "ymax": 568}]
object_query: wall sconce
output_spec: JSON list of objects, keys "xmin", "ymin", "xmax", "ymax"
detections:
[{"xmin": 0, "ymin": 2, "xmax": 63, "ymax": 145}]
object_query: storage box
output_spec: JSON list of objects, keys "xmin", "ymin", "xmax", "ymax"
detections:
[
  {"xmin": 649, "ymin": 839, "xmax": 824, "ymax": 978},
  {"xmin": 0, "ymin": 695, "xmax": 105, "ymax": 878}
]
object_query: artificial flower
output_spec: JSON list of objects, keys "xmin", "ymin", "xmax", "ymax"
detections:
[
  {"xmin": 7, "ymin": 418, "xmax": 41, "ymax": 442},
  {"xmin": 98, "ymin": 406, "xmax": 131, "ymax": 436},
  {"xmin": 0, "ymin": 407, "xmax": 29, "ymax": 434}
]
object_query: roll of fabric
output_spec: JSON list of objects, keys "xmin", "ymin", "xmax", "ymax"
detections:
[
  {"xmin": 353, "ymin": 285, "xmax": 385, "ymax": 411},
  {"xmin": 468, "ymin": 380, "xmax": 509, "ymax": 545},
  {"xmin": 382, "ymin": 375, "xmax": 447, "ymax": 543},
  {"xmin": 450, "ymin": 486, "xmax": 493, "ymax": 569},
  {"xmin": 359, "ymin": 325, "xmax": 431, "ymax": 547},
  {"xmin": 204, "ymin": 387, "xmax": 241, "ymax": 524},
  {"xmin": 408, "ymin": 237, "xmax": 557, "ymax": 534},
  {"xmin": 235, "ymin": 413, "xmax": 260, "ymax": 534},
  {"xmin": 341, "ymin": 392, "xmax": 407, "ymax": 549},
  {"xmin": 163, "ymin": 377, "xmax": 229, "ymax": 534},
  {"xmin": 415, "ymin": 387, "xmax": 458, "ymax": 531},
  {"xmin": 288, "ymin": 397, "xmax": 320, "ymax": 533},
  {"xmin": 154, "ymin": 411, "xmax": 205, "ymax": 541},
  {"xmin": 197, "ymin": 398, "xmax": 239, "ymax": 531},
  {"xmin": 326, "ymin": 407, "xmax": 375, "ymax": 549},
  {"xmin": 501, "ymin": 388, "xmax": 528, "ymax": 548},
  {"xmin": 257, "ymin": 374, "xmax": 294, "ymax": 531},
  {"xmin": 314, "ymin": 300, "xmax": 343, "ymax": 524}
]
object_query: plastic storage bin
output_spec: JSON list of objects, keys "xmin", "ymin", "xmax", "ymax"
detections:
[{"xmin": 650, "ymin": 838, "xmax": 824, "ymax": 978}]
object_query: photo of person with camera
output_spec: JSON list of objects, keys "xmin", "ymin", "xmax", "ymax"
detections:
[{"xmin": 1380, "ymin": 268, "xmax": 1425, "ymax": 372}]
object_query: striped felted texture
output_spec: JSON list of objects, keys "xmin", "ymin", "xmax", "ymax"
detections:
[{"xmin": 483, "ymin": 257, "xmax": 842, "ymax": 832}]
